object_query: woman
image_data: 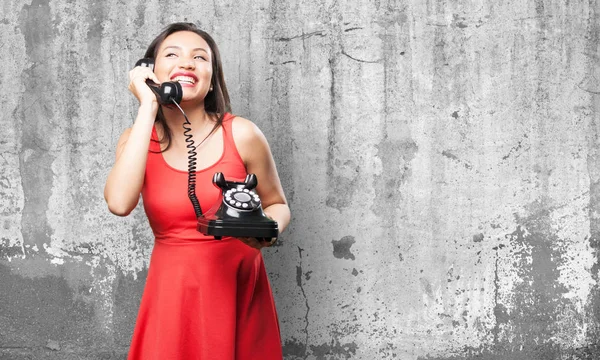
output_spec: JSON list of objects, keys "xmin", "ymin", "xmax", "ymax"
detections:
[{"xmin": 104, "ymin": 22, "xmax": 290, "ymax": 360}]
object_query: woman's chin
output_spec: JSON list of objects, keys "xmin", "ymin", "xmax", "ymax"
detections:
[{"xmin": 178, "ymin": 96, "xmax": 204, "ymax": 107}]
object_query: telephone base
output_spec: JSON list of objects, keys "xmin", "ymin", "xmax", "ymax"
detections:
[{"xmin": 197, "ymin": 217, "xmax": 279, "ymax": 239}]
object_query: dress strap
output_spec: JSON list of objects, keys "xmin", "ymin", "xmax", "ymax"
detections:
[
  {"xmin": 149, "ymin": 126, "xmax": 162, "ymax": 152},
  {"xmin": 220, "ymin": 113, "xmax": 245, "ymax": 166}
]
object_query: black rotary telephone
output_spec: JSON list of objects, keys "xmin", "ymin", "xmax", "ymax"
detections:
[
  {"xmin": 197, "ymin": 173, "xmax": 279, "ymax": 240},
  {"xmin": 136, "ymin": 58, "xmax": 278, "ymax": 241}
]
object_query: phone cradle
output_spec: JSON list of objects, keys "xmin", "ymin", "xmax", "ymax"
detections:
[{"xmin": 197, "ymin": 173, "xmax": 279, "ymax": 240}]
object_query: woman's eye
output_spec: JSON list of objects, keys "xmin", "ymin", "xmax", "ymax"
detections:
[
  {"xmin": 165, "ymin": 53, "xmax": 177, "ymax": 58},
  {"xmin": 194, "ymin": 55, "xmax": 207, "ymax": 61}
]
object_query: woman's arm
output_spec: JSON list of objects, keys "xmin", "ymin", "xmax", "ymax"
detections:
[
  {"xmin": 232, "ymin": 117, "xmax": 291, "ymax": 237},
  {"xmin": 103, "ymin": 104, "xmax": 157, "ymax": 216},
  {"xmin": 104, "ymin": 66, "xmax": 160, "ymax": 216}
]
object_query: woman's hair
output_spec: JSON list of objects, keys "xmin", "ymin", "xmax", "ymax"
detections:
[{"xmin": 144, "ymin": 22, "xmax": 231, "ymax": 151}]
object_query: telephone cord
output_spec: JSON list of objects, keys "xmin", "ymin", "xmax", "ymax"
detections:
[{"xmin": 171, "ymin": 100, "xmax": 203, "ymax": 218}]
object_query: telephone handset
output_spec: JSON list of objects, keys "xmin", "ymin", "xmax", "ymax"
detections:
[
  {"xmin": 134, "ymin": 58, "xmax": 183, "ymax": 105},
  {"xmin": 197, "ymin": 172, "xmax": 279, "ymax": 240}
]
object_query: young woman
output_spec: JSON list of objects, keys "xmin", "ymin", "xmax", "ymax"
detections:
[{"xmin": 104, "ymin": 22, "xmax": 290, "ymax": 360}]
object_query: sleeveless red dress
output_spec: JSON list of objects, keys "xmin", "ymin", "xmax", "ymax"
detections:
[{"xmin": 127, "ymin": 113, "xmax": 283, "ymax": 360}]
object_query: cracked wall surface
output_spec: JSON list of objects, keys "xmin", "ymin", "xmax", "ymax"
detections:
[{"xmin": 2, "ymin": 0, "xmax": 600, "ymax": 359}]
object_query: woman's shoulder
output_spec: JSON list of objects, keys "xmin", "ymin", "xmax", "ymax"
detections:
[
  {"xmin": 229, "ymin": 115, "xmax": 270, "ymax": 160},
  {"xmin": 230, "ymin": 115, "xmax": 263, "ymax": 141}
]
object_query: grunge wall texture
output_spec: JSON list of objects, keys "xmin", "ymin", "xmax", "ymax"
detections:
[{"xmin": 1, "ymin": 0, "xmax": 600, "ymax": 359}]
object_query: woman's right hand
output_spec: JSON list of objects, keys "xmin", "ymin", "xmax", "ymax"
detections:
[{"xmin": 128, "ymin": 66, "xmax": 161, "ymax": 107}]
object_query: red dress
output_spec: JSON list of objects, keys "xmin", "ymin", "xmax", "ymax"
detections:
[{"xmin": 127, "ymin": 113, "xmax": 283, "ymax": 360}]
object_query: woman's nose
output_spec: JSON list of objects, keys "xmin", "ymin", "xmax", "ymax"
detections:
[{"xmin": 178, "ymin": 57, "xmax": 195, "ymax": 69}]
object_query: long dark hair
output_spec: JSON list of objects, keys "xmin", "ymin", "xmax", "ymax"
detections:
[{"xmin": 144, "ymin": 22, "xmax": 231, "ymax": 150}]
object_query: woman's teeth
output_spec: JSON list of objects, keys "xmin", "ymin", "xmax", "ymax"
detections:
[{"xmin": 172, "ymin": 76, "xmax": 196, "ymax": 84}]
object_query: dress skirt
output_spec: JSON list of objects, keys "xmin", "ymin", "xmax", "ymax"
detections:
[{"xmin": 127, "ymin": 237, "xmax": 283, "ymax": 360}]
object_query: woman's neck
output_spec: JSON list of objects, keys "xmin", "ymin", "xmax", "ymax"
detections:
[
  {"xmin": 159, "ymin": 103, "xmax": 216, "ymax": 147},
  {"xmin": 162, "ymin": 103, "xmax": 214, "ymax": 129}
]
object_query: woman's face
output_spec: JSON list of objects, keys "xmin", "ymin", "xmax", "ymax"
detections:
[{"xmin": 154, "ymin": 31, "xmax": 213, "ymax": 104}]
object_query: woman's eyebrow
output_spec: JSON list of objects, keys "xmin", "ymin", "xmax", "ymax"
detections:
[{"xmin": 162, "ymin": 45, "xmax": 209, "ymax": 53}]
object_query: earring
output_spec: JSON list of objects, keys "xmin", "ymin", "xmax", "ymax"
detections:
[{"xmin": 209, "ymin": 85, "xmax": 213, "ymax": 92}]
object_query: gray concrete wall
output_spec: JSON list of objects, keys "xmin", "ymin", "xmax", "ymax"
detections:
[{"xmin": 1, "ymin": 0, "xmax": 599, "ymax": 359}]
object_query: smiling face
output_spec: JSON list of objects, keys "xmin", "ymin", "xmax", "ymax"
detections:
[{"xmin": 153, "ymin": 31, "xmax": 213, "ymax": 104}]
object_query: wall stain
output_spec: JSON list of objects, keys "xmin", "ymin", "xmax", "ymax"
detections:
[
  {"xmin": 264, "ymin": 3, "xmax": 297, "ymax": 204},
  {"xmin": 417, "ymin": 344, "xmax": 574, "ymax": 360},
  {"xmin": 134, "ymin": 2, "xmax": 145, "ymax": 29},
  {"xmin": 442, "ymin": 150, "xmax": 473, "ymax": 170},
  {"xmin": 0, "ymin": 246, "xmax": 25, "ymax": 258},
  {"xmin": 0, "ymin": 263, "xmax": 96, "ymax": 347},
  {"xmin": 275, "ymin": 30, "xmax": 326, "ymax": 42},
  {"xmin": 504, "ymin": 213, "xmax": 571, "ymax": 349},
  {"xmin": 419, "ymin": 341, "xmax": 600, "ymax": 360},
  {"xmin": 419, "ymin": 277, "xmax": 434, "ymax": 300},
  {"xmin": 310, "ymin": 338, "xmax": 358, "ymax": 360},
  {"xmin": 282, "ymin": 337, "xmax": 358, "ymax": 360},
  {"xmin": 282, "ymin": 337, "xmax": 307, "ymax": 358},
  {"xmin": 296, "ymin": 246, "xmax": 310, "ymax": 359},
  {"xmin": 492, "ymin": 243, "xmax": 508, "ymax": 345},
  {"xmin": 85, "ymin": 0, "xmax": 107, "ymax": 57},
  {"xmin": 325, "ymin": 3, "xmax": 360, "ymax": 212},
  {"xmin": 59, "ymin": 0, "xmax": 91, "ymax": 258},
  {"xmin": 113, "ymin": 270, "xmax": 146, "ymax": 346},
  {"xmin": 14, "ymin": 9, "xmax": 81, "ymax": 255},
  {"xmin": 17, "ymin": 0, "xmax": 57, "ymax": 255},
  {"xmin": 452, "ymin": 14, "xmax": 468, "ymax": 29},
  {"xmin": 372, "ymin": 0, "xmax": 416, "ymax": 245},
  {"xmin": 332, "ymin": 236, "xmax": 356, "ymax": 260},
  {"xmin": 501, "ymin": 134, "xmax": 529, "ymax": 161}
]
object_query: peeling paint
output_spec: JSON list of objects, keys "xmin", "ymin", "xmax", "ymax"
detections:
[
  {"xmin": 282, "ymin": 337, "xmax": 307, "ymax": 358},
  {"xmin": 310, "ymin": 339, "xmax": 358, "ymax": 360}
]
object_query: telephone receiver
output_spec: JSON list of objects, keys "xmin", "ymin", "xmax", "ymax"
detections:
[
  {"xmin": 134, "ymin": 58, "xmax": 183, "ymax": 105},
  {"xmin": 197, "ymin": 172, "xmax": 279, "ymax": 240}
]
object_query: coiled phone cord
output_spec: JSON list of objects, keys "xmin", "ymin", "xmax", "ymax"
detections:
[{"xmin": 171, "ymin": 100, "xmax": 203, "ymax": 218}]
